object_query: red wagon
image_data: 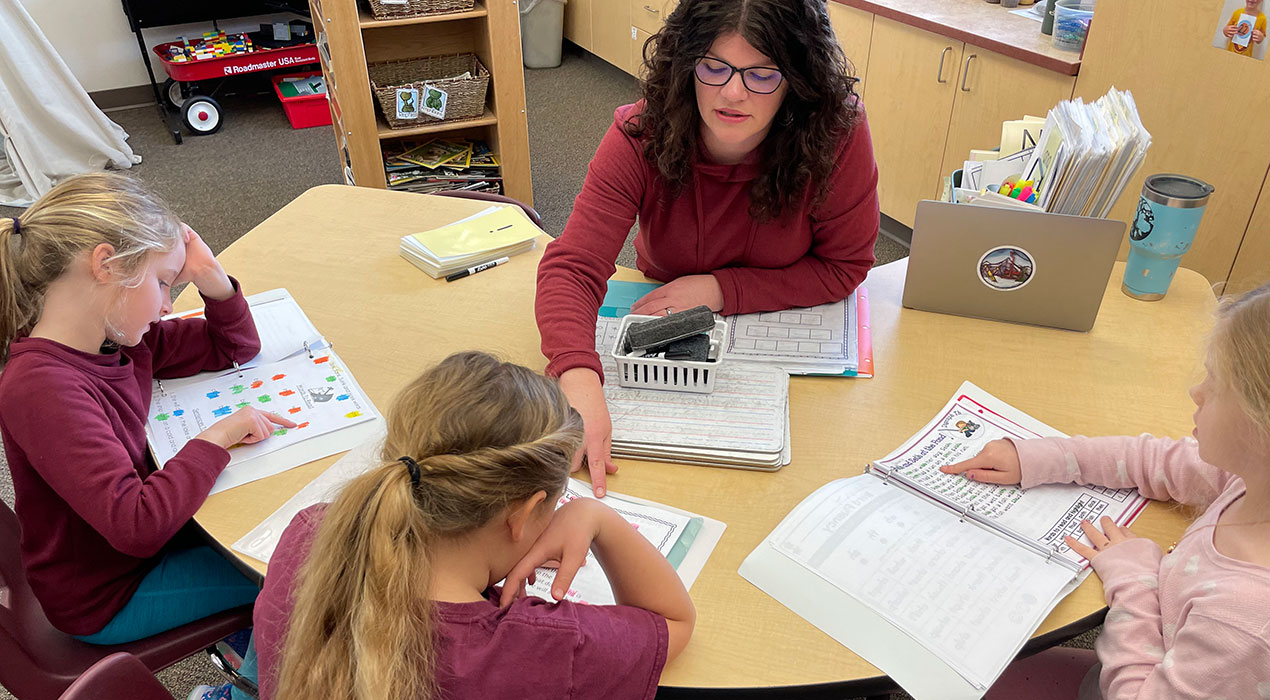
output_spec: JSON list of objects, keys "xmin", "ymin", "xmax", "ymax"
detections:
[{"xmin": 151, "ymin": 40, "xmax": 319, "ymax": 136}]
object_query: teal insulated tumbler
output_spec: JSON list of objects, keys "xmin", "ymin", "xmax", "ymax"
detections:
[{"xmin": 1123, "ymin": 174, "xmax": 1214, "ymax": 301}]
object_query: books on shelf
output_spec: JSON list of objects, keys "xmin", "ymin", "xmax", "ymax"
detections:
[
  {"xmin": 233, "ymin": 436, "xmax": 726, "ymax": 607},
  {"xmin": 146, "ymin": 289, "xmax": 383, "ymax": 495},
  {"xmin": 383, "ymin": 138, "xmax": 502, "ymax": 195},
  {"xmin": 399, "ymin": 204, "xmax": 541, "ymax": 278},
  {"xmin": 739, "ymin": 382, "xmax": 1149, "ymax": 700}
]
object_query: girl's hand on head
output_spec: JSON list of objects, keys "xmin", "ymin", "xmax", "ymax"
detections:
[
  {"xmin": 197, "ymin": 407, "xmax": 298, "ymax": 449},
  {"xmin": 176, "ymin": 224, "xmax": 234, "ymax": 301},
  {"xmin": 1064, "ymin": 516, "xmax": 1141, "ymax": 562},
  {"xmin": 939, "ymin": 438, "xmax": 1022, "ymax": 485},
  {"xmin": 499, "ymin": 498, "xmax": 608, "ymax": 608},
  {"xmin": 558, "ymin": 367, "xmax": 617, "ymax": 497},
  {"xmin": 629, "ymin": 275, "xmax": 725, "ymax": 316}
]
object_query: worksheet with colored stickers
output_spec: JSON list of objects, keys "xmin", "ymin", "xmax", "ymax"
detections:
[{"xmin": 146, "ymin": 289, "xmax": 382, "ymax": 495}]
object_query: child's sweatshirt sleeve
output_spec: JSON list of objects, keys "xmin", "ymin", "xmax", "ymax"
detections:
[
  {"xmin": 144, "ymin": 277, "xmax": 262, "ymax": 378},
  {"xmin": 0, "ymin": 369, "xmax": 228, "ymax": 559},
  {"xmin": 1095, "ymin": 599, "xmax": 1270, "ymax": 699},
  {"xmin": 1012, "ymin": 434, "xmax": 1233, "ymax": 508}
]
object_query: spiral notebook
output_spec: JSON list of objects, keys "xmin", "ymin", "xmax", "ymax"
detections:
[{"xmin": 740, "ymin": 382, "xmax": 1149, "ymax": 699}]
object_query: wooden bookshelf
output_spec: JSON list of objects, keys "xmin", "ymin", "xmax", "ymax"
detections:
[{"xmin": 310, "ymin": 0, "xmax": 532, "ymax": 201}]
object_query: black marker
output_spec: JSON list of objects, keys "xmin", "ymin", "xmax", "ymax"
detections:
[{"xmin": 445, "ymin": 256, "xmax": 509, "ymax": 282}]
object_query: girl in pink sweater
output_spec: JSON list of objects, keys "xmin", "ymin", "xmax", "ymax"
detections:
[
  {"xmin": 535, "ymin": 0, "xmax": 879, "ymax": 496},
  {"xmin": 944, "ymin": 282, "xmax": 1270, "ymax": 699}
]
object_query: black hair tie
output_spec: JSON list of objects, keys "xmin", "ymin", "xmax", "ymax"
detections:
[
  {"xmin": 9, "ymin": 217, "xmax": 19, "ymax": 236},
  {"xmin": 398, "ymin": 456, "xmax": 421, "ymax": 486}
]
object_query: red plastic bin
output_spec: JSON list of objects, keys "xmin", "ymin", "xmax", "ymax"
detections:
[{"xmin": 271, "ymin": 71, "xmax": 332, "ymax": 129}]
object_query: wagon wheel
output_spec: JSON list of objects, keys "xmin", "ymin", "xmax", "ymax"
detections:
[
  {"xmin": 161, "ymin": 78, "xmax": 186, "ymax": 109},
  {"xmin": 182, "ymin": 96, "xmax": 223, "ymax": 136}
]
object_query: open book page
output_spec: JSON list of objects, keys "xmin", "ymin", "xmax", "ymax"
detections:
[
  {"xmin": 721, "ymin": 291, "xmax": 859, "ymax": 374},
  {"xmin": 872, "ymin": 382, "xmax": 1149, "ymax": 568},
  {"xmin": 147, "ymin": 349, "xmax": 380, "ymax": 494},
  {"xmin": 522, "ymin": 478, "xmax": 725, "ymax": 606},
  {"xmin": 166, "ymin": 288, "xmax": 326, "ymax": 369},
  {"xmin": 595, "ymin": 317, "xmax": 789, "ymax": 456},
  {"xmin": 768, "ymin": 475, "xmax": 1076, "ymax": 690}
]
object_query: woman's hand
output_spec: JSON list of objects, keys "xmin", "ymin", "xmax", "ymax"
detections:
[
  {"xmin": 1065, "ymin": 516, "xmax": 1141, "ymax": 562},
  {"xmin": 176, "ymin": 224, "xmax": 234, "ymax": 301},
  {"xmin": 500, "ymin": 498, "xmax": 608, "ymax": 606},
  {"xmin": 558, "ymin": 367, "xmax": 617, "ymax": 497},
  {"xmin": 630, "ymin": 275, "xmax": 725, "ymax": 316},
  {"xmin": 196, "ymin": 407, "xmax": 298, "ymax": 449},
  {"xmin": 939, "ymin": 438, "xmax": 1022, "ymax": 484}
]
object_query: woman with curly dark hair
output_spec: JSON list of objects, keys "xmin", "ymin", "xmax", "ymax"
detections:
[{"xmin": 535, "ymin": 0, "xmax": 879, "ymax": 495}]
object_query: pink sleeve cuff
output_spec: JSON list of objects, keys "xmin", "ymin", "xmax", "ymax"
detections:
[
  {"xmin": 1011, "ymin": 437, "xmax": 1072, "ymax": 490},
  {"xmin": 1091, "ymin": 537, "xmax": 1163, "ymax": 585}
]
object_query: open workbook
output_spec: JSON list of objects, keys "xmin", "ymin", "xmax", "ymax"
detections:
[
  {"xmin": 145, "ymin": 289, "xmax": 383, "ymax": 495},
  {"xmin": 233, "ymin": 434, "xmax": 726, "ymax": 605},
  {"xmin": 739, "ymin": 382, "xmax": 1149, "ymax": 700}
]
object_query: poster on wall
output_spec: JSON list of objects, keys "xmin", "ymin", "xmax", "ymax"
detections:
[{"xmin": 1213, "ymin": 0, "xmax": 1268, "ymax": 60}]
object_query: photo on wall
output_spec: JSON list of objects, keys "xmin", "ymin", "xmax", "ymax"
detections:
[{"xmin": 1213, "ymin": 0, "xmax": 1268, "ymax": 60}]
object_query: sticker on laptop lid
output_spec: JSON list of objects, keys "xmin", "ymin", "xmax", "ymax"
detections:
[{"xmin": 977, "ymin": 247, "xmax": 1035, "ymax": 291}]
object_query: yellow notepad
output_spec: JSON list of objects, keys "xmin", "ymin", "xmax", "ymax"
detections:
[{"xmin": 410, "ymin": 206, "xmax": 539, "ymax": 259}]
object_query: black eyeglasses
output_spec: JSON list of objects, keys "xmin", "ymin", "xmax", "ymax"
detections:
[{"xmin": 692, "ymin": 56, "xmax": 785, "ymax": 94}]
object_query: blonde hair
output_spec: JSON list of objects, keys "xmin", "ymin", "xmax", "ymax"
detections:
[
  {"xmin": 275, "ymin": 351, "xmax": 583, "ymax": 700},
  {"xmin": 1211, "ymin": 282, "xmax": 1270, "ymax": 439},
  {"xmin": 0, "ymin": 172, "xmax": 182, "ymax": 363}
]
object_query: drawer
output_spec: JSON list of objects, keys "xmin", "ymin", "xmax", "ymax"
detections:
[{"xmin": 630, "ymin": 0, "xmax": 665, "ymax": 35}]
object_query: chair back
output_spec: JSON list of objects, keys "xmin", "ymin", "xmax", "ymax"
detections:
[
  {"xmin": 59, "ymin": 653, "xmax": 173, "ymax": 700},
  {"xmin": 432, "ymin": 190, "xmax": 545, "ymax": 230}
]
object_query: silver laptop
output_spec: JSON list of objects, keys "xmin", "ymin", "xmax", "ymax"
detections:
[{"xmin": 902, "ymin": 200, "xmax": 1125, "ymax": 332}]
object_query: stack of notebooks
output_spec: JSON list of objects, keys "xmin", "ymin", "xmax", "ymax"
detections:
[
  {"xmin": 952, "ymin": 87, "xmax": 1152, "ymax": 217},
  {"xmin": 383, "ymin": 138, "xmax": 502, "ymax": 194},
  {"xmin": 591, "ymin": 281, "xmax": 876, "ymax": 470},
  {"xmin": 399, "ymin": 205, "xmax": 541, "ymax": 279}
]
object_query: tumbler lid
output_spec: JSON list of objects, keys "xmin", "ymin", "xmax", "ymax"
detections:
[{"xmin": 1143, "ymin": 174, "xmax": 1214, "ymax": 209}]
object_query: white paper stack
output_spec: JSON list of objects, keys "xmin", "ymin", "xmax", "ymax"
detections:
[
  {"xmin": 595, "ymin": 317, "xmax": 792, "ymax": 470},
  {"xmin": 399, "ymin": 205, "xmax": 539, "ymax": 278}
]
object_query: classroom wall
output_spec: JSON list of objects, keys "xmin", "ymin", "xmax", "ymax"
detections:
[{"xmin": 18, "ymin": 0, "xmax": 300, "ymax": 94}]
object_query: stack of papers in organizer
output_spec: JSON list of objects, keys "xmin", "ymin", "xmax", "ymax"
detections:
[
  {"xmin": 399, "ymin": 205, "xmax": 540, "ymax": 278},
  {"xmin": 721, "ymin": 288, "xmax": 872, "ymax": 377},
  {"xmin": 594, "ymin": 313, "xmax": 791, "ymax": 470},
  {"xmin": 234, "ymin": 438, "xmax": 728, "ymax": 607}
]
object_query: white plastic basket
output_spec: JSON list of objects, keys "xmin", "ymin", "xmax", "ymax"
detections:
[{"xmin": 610, "ymin": 314, "xmax": 727, "ymax": 394}]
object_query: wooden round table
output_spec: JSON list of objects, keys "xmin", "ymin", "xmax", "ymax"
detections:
[{"xmin": 185, "ymin": 185, "xmax": 1213, "ymax": 697}]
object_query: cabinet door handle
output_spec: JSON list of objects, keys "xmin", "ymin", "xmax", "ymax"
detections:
[
  {"xmin": 936, "ymin": 47, "xmax": 953, "ymax": 83},
  {"xmin": 960, "ymin": 54, "xmax": 977, "ymax": 92},
  {"xmin": 643, "ymin": 4, "xmax": 659, "ymax": 12}
]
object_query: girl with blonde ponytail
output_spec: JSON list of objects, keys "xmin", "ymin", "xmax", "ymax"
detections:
[
  {"xmin": 0, "ymin": 173, "xmax": 294, "ymax": 700},
  {"xmin": 254, "ymin": 351, "xmax": 695, "ymax": 700},
  {"xmin": 943, "ymin": 282, "xmax": 1270, "ymax": 700}
]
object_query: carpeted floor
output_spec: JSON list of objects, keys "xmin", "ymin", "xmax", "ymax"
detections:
[{"xmin": 0, "ymin": 44, "xmax": 1019, "ymax": 700}]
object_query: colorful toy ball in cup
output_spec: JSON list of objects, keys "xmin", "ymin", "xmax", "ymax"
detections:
[{"xmin": 1122, "ymin": 174, "xmax": 1215, "ymax": 301}]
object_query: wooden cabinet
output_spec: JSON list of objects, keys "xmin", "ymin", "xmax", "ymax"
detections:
[
  {"xmin": 564, "ymin": 0, "xmax": 593, "ymax": 50},
  {"xmin": 862, "ymin": 17, "xmax": 961, "ymax": 228},
  {"xmin": 310, "ymin": 0, "xmax": 532, "ymax": 202},
  {"xmin": 1076, "ymin": 0, "xmax": 1270, "ymax": 291},
  {"xmin": 939, "ymin": 48, "xmax": 1075, "ymax": 205},
  {"xmin": 827, "ymin": 1, "xmax": 873, "ymax": 89},
  {"xmin": 631, "ymin": 26, "xmax": 653, "ymax": 79},
  {"xmin": 590, "ymin": 2, "xmax": 632, "ymax": 73}
]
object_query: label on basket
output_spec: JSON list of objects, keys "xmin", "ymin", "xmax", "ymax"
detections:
[
  {"xmin": 421, "ymin": 85, "xmax": 449, "ymax": 119},
  {"xmin": 395, "ymin": 88, "xmax": 419, "ymax": 120}
]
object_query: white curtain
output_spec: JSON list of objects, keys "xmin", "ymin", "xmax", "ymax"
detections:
[{"xmin": 0, "ymin": 0, "xmax": 140, "ymax": 206}]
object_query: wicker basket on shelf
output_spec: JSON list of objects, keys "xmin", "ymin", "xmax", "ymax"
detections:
[
  {"xmin": 369, "ymin": 54, "xmax": 490, "ymax": 129},
  {"xmin": 364, "ymin": 0, "xmax": 474, "ymax": 20}
]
